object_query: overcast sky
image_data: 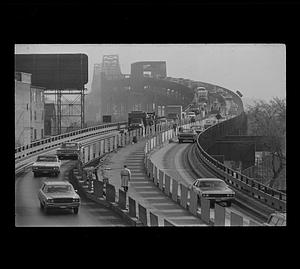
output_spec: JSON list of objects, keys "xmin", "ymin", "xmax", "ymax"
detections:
[{"xmin": 15, "ymin": 44, "xmax": 286, "ymax": 104}]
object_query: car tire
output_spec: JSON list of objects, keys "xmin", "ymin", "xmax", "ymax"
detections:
[
  {"xmin": 73, "ymin": 207, "xmax": 79, "ymax": 214},
  {"xmin": 179, "ymin": 140, "xmax": 182, "ymax": 143},
  {"xmin": 44, "ymin": 207, "xmax": 48, "ymax": 214},
  {"xmin": 54, "ymin": 172, "xmax": 59, "ymax": 177},
  {"xmin": 33, "ymin": 172, "xmax": 38, "ymax": 177},
  {"xmin": 226, "ymin": 201, "xmax": 232, "ymax": 207},
  {"xmin": 40, "ymin": 202, "xmax": 44, "ymax": 209}
]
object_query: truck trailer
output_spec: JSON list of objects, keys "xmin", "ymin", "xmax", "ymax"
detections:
[
  {"xmin": 165, "ymin": 105, "xmax": 183, "ymax": 122},
  {"xmin": 128, "ymin": 111, "xmax": 147, "ymax": 130}
]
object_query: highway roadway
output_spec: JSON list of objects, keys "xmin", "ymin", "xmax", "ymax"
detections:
[
  {"xmin": 150, "ymin": 141, "xmax": 264, "ymax": 225},
  {"xmin": 15, "ymin": 159, "xmax": 129, "ymax": 227}
]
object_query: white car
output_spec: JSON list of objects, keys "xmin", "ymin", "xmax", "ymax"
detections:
[
  {"xmin": 189, "ymin": 178, "xmax": 235, "ymax": 206},
  {"xmin": 32, "ymin": 154, "xmax": 61, "ymax": 177}
]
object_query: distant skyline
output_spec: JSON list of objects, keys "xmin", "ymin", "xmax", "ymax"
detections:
[{"xmin": 15, "ymin": 44, "xmax": 286, "ymax": 105}]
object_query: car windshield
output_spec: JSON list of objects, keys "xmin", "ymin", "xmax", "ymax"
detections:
[
  {"xmin": 62, "ymin": 143, "xmax": 78, "ymax": 148},
  {"xmin": 199, "ymin": 180, "xmax": 227, "ymax": 190},
  {"xmin": 45, "ymin": 185, "xmax": 72, "ymax": 193},
  {"xmin": 37, "ymin": 156, "xmax": 57, "ymax": 162}
]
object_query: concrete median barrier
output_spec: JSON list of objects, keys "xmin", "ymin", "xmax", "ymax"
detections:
[
  {"xmin": 201, "ymin": 197, "xmax": 211, "ymax": 224},
  {"xmin": 159, "ymin": 169, "xmax": 164, "ymax": 190},
  {"xmin": 118, "ymin": 189, "xmax": 127, "ymax": 210},
  {"xmin": 171, "ymin": 179, "xmax": 178, "ymax": 202},
  {"xmin": 129, "ymin": 196, "xmax": 137, "ymax": 218},
  {"xmin": 230, "ymin": 212, "xmax": 244, "ymax": 226},
  {"xmin": 154, "ymin": 166, "xmax": 158, "ymax": 185},
  {"xmin": 189, "ymin": 190, "xmax": 198, "ymax": 216},
  {"xmin": 150, "ymin": 212, "xmax": 159, "ymax": 226},
  {"xmin": 214, "ymin": 203, "xmax": 226, "ymax": 226},
  {"xmin": 164, "ymin": 175, "xmax": 171, "ymax": 196},
  {"xmin": 106, "ymin": 183, "xmax": 116, "ymax": 203},
  {"xmin": 180, "ymin": 184, "xmax": 188, "ymax": 209},
  {"xmin": 138, "ymin": 204, "xmax": 148, "ymax": 226},
  {"xmin": 93, "ymin": 180, "xmax": 104, "ymax": 198}
]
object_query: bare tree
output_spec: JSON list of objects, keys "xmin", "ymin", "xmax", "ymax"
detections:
[{"xmin": 246, "ymin": 97, "xmax": 286, "ymax": 188}]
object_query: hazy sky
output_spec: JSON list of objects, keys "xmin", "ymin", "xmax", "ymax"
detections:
[{"xmin": 15, "ymin": 44, "xmax": 286, "ymax": 103}]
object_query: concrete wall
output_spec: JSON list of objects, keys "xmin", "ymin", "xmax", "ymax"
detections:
[{"xmin": 15, "ymin": 80, "xmax": 31, "ymax": 147}]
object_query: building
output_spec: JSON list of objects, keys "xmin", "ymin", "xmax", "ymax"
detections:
[
  {"xmin": 15, "ymin": 72, "xmax": 45, "ymax": 147},
  {"xmin": 44, "ymin": 103, "xmax": 56, "ymax": 136}
]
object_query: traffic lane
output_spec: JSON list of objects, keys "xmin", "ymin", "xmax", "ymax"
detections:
[
  {"xmin": 159, "ymin": 142, "xmax": 262, "ymax": 225},
  {"xmin": 161, "ymin": 142, "xmax": 195, "ymax": 186},
  {"xmin": 15, "ymin": 160, "xmax": 129, "ymax": 227}
]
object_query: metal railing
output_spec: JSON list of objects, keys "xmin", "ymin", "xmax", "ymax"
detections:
[
  {"xmin": 195, "ymin": 114, "xmax": 286, "ymax": 211},
  {"xmin": 15, "ymin": 121, "xmax": 127, "ymax": 161}
]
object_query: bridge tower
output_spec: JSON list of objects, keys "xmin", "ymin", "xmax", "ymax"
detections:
[{"xmin": 101, "ymin": 55, "xmax": 123, "ymax": 80}]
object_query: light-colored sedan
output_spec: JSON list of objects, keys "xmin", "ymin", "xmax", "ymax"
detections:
[
  {"xmin": 189, "ymin": 178, "xmax": 235, "ymax": 207},
  {"xmin": 38, "ymin": 181, "xmax": 81, "ymax": 214},
  {"xmin": 32, "ymin": 154, "xmax": 61, "ymax": 177}
]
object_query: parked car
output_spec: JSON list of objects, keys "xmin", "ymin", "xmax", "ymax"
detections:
[
  {"xmin": 189, "ymin": 178, "xmax": 235, "ymax": 206},
  {"xmin": 178, "ymin": 128, "xmax": 197, "ymax": 143},
  {"xmin": 264, "ymin": 212, "xmax": 286, "ymax": 226},
  {"xmin": 32, "ymin": 154, "xmax": 61, "ymax": 177},
  {"xmin": 38, "ymin": 181, "xmax": 80, "ymax": 214}
]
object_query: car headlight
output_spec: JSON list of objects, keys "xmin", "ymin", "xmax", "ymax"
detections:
[
  {"xmin": 73, "ymin": 198, "xmax": 80, "ymax": 202},
  {"xmin": 54, "ymin": 166, "xmax": 59, "ymax": 170},
  {"xmin": 47, "ymin": 198, "xmax": 54, "ymax": 203},
  {"xmin": 202, "ymin": 194, "xmax": 209, "ymax": 197},
  {"xmin": 32, "ymin": 166, "xmax": 37, "ymax": 170}
]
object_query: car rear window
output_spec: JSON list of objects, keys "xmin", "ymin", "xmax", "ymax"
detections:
[
  {"xmin": 62, "ymin": 143, "xmax": 78, "ymax": 148},
  {"xmin": 45, "ymin": 185, "xmax": 72, "ymax": 193},
  {"xmin": 37, "ymin": 156, "xmax": 57, "ymax": 162}
]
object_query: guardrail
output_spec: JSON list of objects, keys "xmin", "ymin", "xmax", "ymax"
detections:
[
  {"xmin": 15, "ymin": 121, "xmax": 127, "ymax": 161},
  {"xmin": 195, "ymin": 113, "xmax": 286, "ymax": 212}
]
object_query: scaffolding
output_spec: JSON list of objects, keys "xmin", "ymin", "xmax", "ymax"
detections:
[{"xmin": 44, "ymin": 88, "xmax": 86, "ymax": 135}]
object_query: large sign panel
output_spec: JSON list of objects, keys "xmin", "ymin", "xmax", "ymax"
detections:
[{"xmin": 15, "ymin": 54, "xmax": 88, "ymax": 89}]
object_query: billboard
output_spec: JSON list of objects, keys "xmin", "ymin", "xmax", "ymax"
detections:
[{"xmin": 15, "ymin": 54, "xmax": 88, "ymax": 89}]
